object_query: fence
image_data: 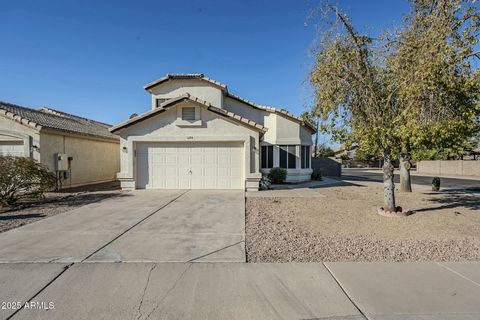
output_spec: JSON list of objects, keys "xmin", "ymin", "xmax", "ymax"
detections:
[
  {"xmin": 416, "ymin": 160, "xmax": 480, "ymax": 177},
  {"xmin": 311, "ymin": 157, "xmax": 342, "ymax": 177}
]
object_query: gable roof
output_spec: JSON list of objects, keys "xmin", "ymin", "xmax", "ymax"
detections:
[
  {"xmin": 143, "ymin": 73, "xmax": 316, "ymax": 133},
  {"xmin": 109, "ymin": 93, "xmax": 267, "ymax": 133},
  {"xmin": 0, "ymin": 101, "xmax": 119, "ymax": 141},
  {"xmin": 144, "ymin": 74, "xmax": 227, "ymax": 92}
]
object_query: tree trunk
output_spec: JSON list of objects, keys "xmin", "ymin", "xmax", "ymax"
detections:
[
  {"xmin": 314, "ymin": 119, "xmax": 319, "ymax": 157},
  {"xmin": 399, "ymin": 152, "xmax": 412, "ymax": 192},
  {"xmin": 382, "ymin": 153, "xmax": 396, "ymax": 212}
]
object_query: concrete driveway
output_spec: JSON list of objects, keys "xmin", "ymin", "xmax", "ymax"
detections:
[
  {"xmin": 0, "ymin": 190, "xmax": 245, "ymax": 263},
  {"xmin": 2, "ymin": 190, "xmax": 480, "ymax": 319}
]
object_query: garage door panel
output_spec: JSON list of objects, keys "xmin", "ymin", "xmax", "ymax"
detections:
[
  {"xmin": 178, "ymin": 179, "xmax": 190, "ymax": 189},
  {"xmin": 136, "ymin": 142, "xmax": 243, "ymax": 189},
  {"xmin": 204, "ymin": 154, "xmax": 216, "ymax": 164},
  {"xmin": 204, "ymin": 167, "xmax": 216, "ymax": 176},
  {"xmin": 165, "ymin": 154, "xmax": 178, "ymax": 165}
]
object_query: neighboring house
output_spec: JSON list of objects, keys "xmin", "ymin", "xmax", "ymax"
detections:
[
  {"xmin": 0, "ymin": 102, "xmax": 120, "ymax": 188},
  {"xmin": 333, "ymin": 145, "xmax": 358, "ymax": 159},
  {"xmin": 110, "ymin": 73, "xmax": 316, "ymax": 191}
]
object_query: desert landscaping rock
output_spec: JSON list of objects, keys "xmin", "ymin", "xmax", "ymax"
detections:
[{"xmin": 246, "ymin": 181, "xmax": 480, "ymax": 262}]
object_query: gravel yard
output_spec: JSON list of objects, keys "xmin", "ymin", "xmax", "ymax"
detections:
[
  {"xmin": 246, "ymin": 181, "xmax": 480, "ymax": 262},
  {"xmin": 0, "ymin": 182, "xmax": 121, "ymax": 233}
]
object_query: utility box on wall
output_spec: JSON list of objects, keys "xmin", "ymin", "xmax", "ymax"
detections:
[{"xmin": 55, "ymin": 153, "xmax": 70, "ymax": 171}]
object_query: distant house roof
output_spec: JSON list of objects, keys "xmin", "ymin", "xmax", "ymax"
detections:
[
  {"xmin": 0, "ymin": 101, "xmax": 118, "ymax": 141},
  {"xmin": 144, "ymin": 73, "xmax": 227, "ymax": 91},
  {"xmin": 110, "ymin": 93, "xmax": 267, "ymax": 133}
]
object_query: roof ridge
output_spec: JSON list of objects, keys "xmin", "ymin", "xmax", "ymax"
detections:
[
  {"xmin": 144, "ymin": 73, "xmax": 227, "ymax": 91},
  {"xmin": 38, "ymin": 107, "xmax": 111, "ymax": 127},
  {"xmin": 0, "ymin": 101, "xmax": 118, "ymax": 141}
]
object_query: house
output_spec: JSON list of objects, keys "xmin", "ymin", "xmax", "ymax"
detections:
[
  {"xmin": 333, "ymin": 145, "xmax": 358, "ymax": 160},
  {"xmin": 110, "ymin": 74, "xmax": 316, "ymax": 191},
  {"xmin": 0, "ymin": 101, "xmax": 120, "ymax": 189}
]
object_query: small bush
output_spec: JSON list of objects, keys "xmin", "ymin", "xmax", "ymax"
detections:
[
  {"xmin": 312, "ymin": 169, "xmax": 323, "ymax": 181},
  {"xmin": 268, "ymin": 167, "xmax": 287, "ymax": 184},
  {"xmin": 432, "ymin": 177, "xmax": 441, "ymax": 191},
  {"xmin": 259, "ymin": 175, "xmax": 271, "ymax": 190},
  {"xmin": 0, "ymin": 156, "xmax": 57, "ymax": 206}
]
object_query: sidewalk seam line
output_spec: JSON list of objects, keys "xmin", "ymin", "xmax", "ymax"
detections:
[
  {"xmin": 436, "ymin": 262, "xmax": 480, "ymax": 287},
  {"xmin": 7, "ymin": 263, "xmax": 74, "ymax": 320},
  {"xmin": 7, "ymin": 190, "xmax": 191, "ymax": 319},
  {"xmin": 323, "ymin": 263, "xmax": 371, "ymax": 320},
  {"xmin": 81, "ymin": 190, "xmax": 190, "ymax": 262}
]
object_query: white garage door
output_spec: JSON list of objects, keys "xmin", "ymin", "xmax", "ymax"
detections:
[
  {"xmin": 136, "ymin": 142, "xmax": 243, "ymax": 189},
  {"xmin": 0, "ymin": 141, "xmax": 24, "ymax": 157}
]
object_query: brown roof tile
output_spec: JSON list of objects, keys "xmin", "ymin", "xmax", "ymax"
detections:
[{"xmin": 0, "ymin": 101, "xmax": 118, "ymax": 141}]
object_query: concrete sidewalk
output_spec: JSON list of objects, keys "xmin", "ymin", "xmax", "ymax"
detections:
[{"xmin": 1, "ymin": 262, "xmax": 479, "ymax": 320}]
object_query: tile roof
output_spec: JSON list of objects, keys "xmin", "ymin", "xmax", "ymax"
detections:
[
  {"xmin": 0, "ymin": 101, "xmax": 119, "ymax": 141},
  {"xmin": 142, "ymin": 73, "xmax": 316, "ymax": 132},
  {"xmin": 226, "ymin": 93, "xmax": 317, "ymax": 132},
  {"xmin": 110, "ymin": 93, "xmax": 267, "ymax": 133},
  {"xmin": 144, "ymin": 73, "xmax": 227, "ymax": 91}
]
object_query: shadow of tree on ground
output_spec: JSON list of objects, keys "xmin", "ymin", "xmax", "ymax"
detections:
[
  {"xmin": 1, "ymin": 192, "xmax": 130, "ymax": 214},
  {"xmin": 416, "ymin": 190, "xmax": 480, "ymax": 213},
  {"xmin": 0, "ymin": 213, "xmax": 46, "ymax": 220}
]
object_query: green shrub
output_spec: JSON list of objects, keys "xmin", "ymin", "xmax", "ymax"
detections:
[
  {"xmin": 432, "ymin": 177, "xmax": 441, "ymax": 191},
  {"xmin": 259, "ymin": 175, "xmax": 271, "ymax": 190},
  {"xmin": 268, "ymin": 167, "xmax": 287, "ymax": 184},
  {"xmin": 312, "ymin": 169, "xmax": 323, "ymax": 181},
  {"xmin": 0, "ymin": 156, "xmax": 57, "ymax": 206}
]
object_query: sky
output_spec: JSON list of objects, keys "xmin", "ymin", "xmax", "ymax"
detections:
[{"xmin": 1, "ymin": 0, "xmax": 410, "ymax": 144}]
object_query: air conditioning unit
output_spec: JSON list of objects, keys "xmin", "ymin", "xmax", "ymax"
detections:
[{"xmin": 55, "ymin": 153, "xmax": 70, "ymax": 171}]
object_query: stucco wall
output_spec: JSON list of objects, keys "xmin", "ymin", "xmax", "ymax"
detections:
[
  {"xmin": 274, "ymin": 114, "xmax": 313, "ymax": 145},
  {"xmin": 223, "ymin": 97, "xmax": 265, "ymax": 124},
  {"xmin": 150, "ymin": 80, "xmax": 223, "ymax": 109},
  {"xmin": 0, "ymin": 116, "xmax": 40, "ymax": 160},
  {"xmin": 223, "ymin": 97, "xmax": 313, "ymax": 146},
  {"xmin": 417, "ymin": 160, "xmax": 480, "ymax": 177},
  {"xmin": 116, "ymin": 101, "xmax": 261, "ymax": 190},
  {"xmin": 40, "ymin": 132, "xmax": 120, "ymax": 188}
]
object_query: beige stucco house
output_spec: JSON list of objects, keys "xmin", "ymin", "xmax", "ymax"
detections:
[
  {"xmin": 110, "ymin": 74, "xmax": 316, "ymax": 191},
  {"xmin": 0, "ymin": 102, "xmax": 120, "ymax": 189}
]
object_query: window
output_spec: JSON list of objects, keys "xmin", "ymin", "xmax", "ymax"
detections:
[
  {"xmin": 279, "ymin": 145, "xmax": 296, "ymax": 169},
  {"xmin": 156, "ymin": 98, "xmax": 167, "ymax": 108},
  {"xmin": 261, "ymin": 146, "xmax": 273, "ymax": 169},
  {"xmin": 182, "ymin": 107, "xmax": 196, "ymax": 121},
  {"xmin": 301, "ymin": 146, "xmax": 310, "ymax": 169}
]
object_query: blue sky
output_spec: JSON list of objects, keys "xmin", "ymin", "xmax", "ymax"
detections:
[{"xmin": 1, "ymin": 0, "xmax": 410, "ymax": 142}]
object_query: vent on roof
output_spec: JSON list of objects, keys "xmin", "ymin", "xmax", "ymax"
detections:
[
  {"xmin": 129, "ymin": 113, "xmax": 138, "ymax": 119},
  {"xmin": 182, "ymin": 107, "xmax": 196, "ymax": 121}
]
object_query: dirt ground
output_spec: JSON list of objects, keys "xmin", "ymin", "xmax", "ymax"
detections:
[
  {"xmin": 246, "ymin": 181, "xmax": 480, "ymax": 262},
  {"xmin": 0, "ymin": 182, "xmax": 121, "ymax": 233}
]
